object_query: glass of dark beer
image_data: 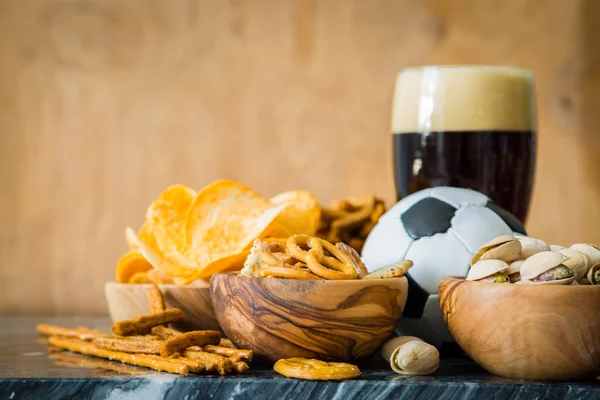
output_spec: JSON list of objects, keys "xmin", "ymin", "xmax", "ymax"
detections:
[{"xmin": 392, "ymin": 66, "xmax": 536, "ymax": 223}]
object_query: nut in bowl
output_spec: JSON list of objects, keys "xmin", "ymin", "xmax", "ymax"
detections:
[{"xmin": 210, "ymin": 234, "xmax": 410, "ymax": 363}]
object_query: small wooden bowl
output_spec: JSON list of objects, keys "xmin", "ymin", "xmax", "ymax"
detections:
[
  {"xmin": 210, "ymin": 273, "xmax": 408, "ymax": 363},
  {"xmin": 439, "ymin": 277, "xmax": 600, "ymax": 381},
  {"xmin": 104, "ymin": 282, "xmax": 221, "ymax": 332}
]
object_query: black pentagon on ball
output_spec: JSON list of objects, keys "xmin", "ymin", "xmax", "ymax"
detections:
[
  {"xmin": 485, "ymin": 202, "xmax": 527, "ymax": 235},
  {"xmin": 402, "ymin": 272, "xmax": 429, "ymax": 318},
  {"xmin": 400, "ymin": 197, "xmax": 457, "ymax": 240}
]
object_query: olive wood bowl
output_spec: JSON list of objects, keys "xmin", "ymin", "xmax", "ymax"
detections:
[
  {"xmin": 210, "ymin": 272, "xmax": 408, "ymax": 363},
  {"xmin": 104, "ymin": 281, "xmax": 221, "ymax": 332},
  {"xmin": 439, "ymin": 277, "xmax": 600, "ymax": 381}
]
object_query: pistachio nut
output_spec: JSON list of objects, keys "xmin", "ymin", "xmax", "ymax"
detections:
[
  {"xmin": 470, "ymin": 236, "xmax": 521, "ymax": 266},
  {"xmin": 381, "ymin": 336, "xmax": 439, "ymax": 375},
  {"xmin": 518, "ymin": 237, "xmax": 550, "ymax": 259},
  {"xmin": 506, "ymin": 260, "xmax": 524, "ymax": 283},
  {"xmin": 587, "ymin": 264, "xmax": 600, "ymax": 285},
  {"xmin": 549, "ymin": 244, "xmax": 566, "ymax": 252},
  {"xmin": 569, "ymin": 244, "xmax": 600, "ymax": 267},
  {"xmin": 557, "ymin": 248, "xmax": 589, "ymax": 281},
  {"xmin": 466, "ymin": 259, "xmax": 510, "ymax": 282},
  {"xmin": 520, "ymin": 251, "xmax": 575, "ymax": 285}
]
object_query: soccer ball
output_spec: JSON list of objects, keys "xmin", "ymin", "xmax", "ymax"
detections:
[{"xmin": 362, "ymin": 187, "xmax": 526, "ymax": 348}]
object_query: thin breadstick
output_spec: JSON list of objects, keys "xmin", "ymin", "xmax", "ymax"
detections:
[
  {"xmin": 363, "ymin": 260, "xmax": 413, "ymax": 280},
  {"xmin": 93, "ymin": 337, "xmax": 161, "ymax": 354},
  {"xmin": 111, "ymin": 309, "xmax": 185, "ymax": 336},
  {"xmin": 49, "ymin": 352, "xmax": 148, "ymax": 375},
  {"xmin": 48, "ymin": 336, "xmax": 189, "ymax": 375},
  {"xmin": 143, "ymin": 355, "xmax": 206, "ymax": 373},
  {"xmin": 219, "ymin": 338, "xmax": 236, "ymax": 348},
  {"xmin": 193, "ymin": 345, "xmax": 253, "ymax": 361},
  {"xmin": 159, "ymin": 330, "xmax": 221, "ymax": 357},
  {"xmin": 182, "ymin": 349, "xmax": 233, "ymax": 375},
  {"xmin": 151, "ymin": 326, "xmax": 180, "ymax": 340},
  {"xmin": 231, "ymin": 360, "xmax": 249, "ymax": 373},
  {"xmin": 146, "ymin": 285, "xmax": 166, "ymax": 314},
  {"xmin": 36, "ymin": 324, "xmax": 110, "ymax": 341}
]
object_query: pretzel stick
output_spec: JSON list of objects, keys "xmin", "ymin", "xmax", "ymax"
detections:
[
  {"xmin": 219, "ymin": 339, "xmax": 235, "ymax": 348},
  {"xmin": 36, "ymin": 324, "xmax": 110, "ymax": 341},
  {"xmin": 146, "ymin": 285, "xmax": 165, "ymax": 313},
  {"xmin": 190, "ymin": 345, "xmax": 253, "ymax": 361},
  {"xmin": 93, "ymin": 337, "xmax": 162, "ymax": 354},
  {"xmin": 143, "ymin": 355, "xmax": 206, "ymax": 373},
  {"xmin": 231, "ymin": 360, "xmax": 249, "ymax": 373},
  {"xmin": 159, "ymin": 330, "xmax": 221, "ymax": 357},
  {"xmin": 48, "ymin": 336, "xmax": 189, "ymax": 375},
  {"xmin": 112, "ymin": 308, "xmax": 185, "ymax": 336},
  {"xmin": 363, "ymin": 260, "xmax": 413, "ymax": 280},
  {"xmin": 182, "ymin": 349, "xmax": 233, "ymax": 375},
  {"xmin": 151, "ymin": 326, "xmax": 180, "ymax": 340}
]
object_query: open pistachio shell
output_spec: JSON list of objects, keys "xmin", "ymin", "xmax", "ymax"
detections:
[
  {"xmin": 470, "ymin": 236, "xmax": 521, "ymax": 266},
  {"xmin": 520, "ymin": 251, "xmax": 569, "ymax": 280},
  {"xmin": 518, "ymin": 237, "xmax": 551, "ymax": 259},
  {"xmin": 533, "ymin": 275, "xmax": 576, "ymax": 285},
  {"xmin": 466, "ymin": 259, "xmax": 509, "ymax": 281},
  {"xmin": 381, "ymin": 336, "xmax": 439, "ymax": 375},
  {"xmin": 506, "ymin": 260, "xmax": 524, "ymax": 282},
  {"xmin": 569, "ymin": 244, "xmax": 600, "ymax": 266},
  {"xmin": 549, "ymin": 244, "xmax": 566, "ymax": 252},
  {"xmin": 588, "ymin": 264, "xmax": 600, "ymax": 285},
  {"xmin": 557, "ymin": 248, "xmax": 589, "ymax": 281}
]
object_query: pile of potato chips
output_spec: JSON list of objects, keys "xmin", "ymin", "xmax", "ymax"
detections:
[{"xmin": 116, "ymin": 180, "xmax": 322, "ymax": 285}]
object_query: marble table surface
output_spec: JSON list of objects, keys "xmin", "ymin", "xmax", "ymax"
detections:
[{"xmin": 0, "ymin": 316, "xmax": 598, "ymax": 400}]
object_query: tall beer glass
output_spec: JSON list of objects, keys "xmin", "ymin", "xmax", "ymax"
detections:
[{"xmin": 392, "ymin": 66, "xmax": 536, "ymax": 223}]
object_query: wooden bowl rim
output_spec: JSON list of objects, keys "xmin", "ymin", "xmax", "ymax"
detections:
[
  {"xmin": 441, "ymin": 276, "xmax": 600, "ymax": 293},
  {"xmin": 210, "ymin": 272, "xmax": 408, "ymax": 288},
  {"xmin": 105, "ymin": 281, "xmax": 210, "ymax": 289}
]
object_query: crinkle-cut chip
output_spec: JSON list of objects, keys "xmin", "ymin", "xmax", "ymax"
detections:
[
  {"xmin": 125, "ymin": 228, "xmax": 197, "ymax": 278},
  {"xmin": 128, "ymin": 272, "xmax": 151, "ymax": 284},
  {"xmin": 115, "ymin": 250, "xmax": 153, "ymax": 283},
  {"xmin": 184, "ymin": 180, "xmax": 290, "ymax": 257},
  {"xmin": 270, "ymin": 190, "xmax": 321, "ymax": 236}
]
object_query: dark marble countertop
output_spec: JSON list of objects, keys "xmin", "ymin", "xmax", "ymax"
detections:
[{"xmin": 0, "ymin": 316, "xmax": 598, "ymax": 400}]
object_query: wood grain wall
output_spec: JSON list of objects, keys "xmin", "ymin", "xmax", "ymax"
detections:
[{"xmin": 1, "ymin": 0, "xmax": 599, "ymax": 314}]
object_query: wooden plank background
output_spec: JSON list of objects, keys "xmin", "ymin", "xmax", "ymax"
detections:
[{"xmin": 1, "ymin": 0, "xmax": 599, "ymax": 315}]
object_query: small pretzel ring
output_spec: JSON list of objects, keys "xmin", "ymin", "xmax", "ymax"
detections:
[
  {"xmin": 257, "ymin": 266, "xmax": 324, "ymax": 280},
  {"xmin": 274, "ymin": 358, "xmax": 360, "ymax": 380}
]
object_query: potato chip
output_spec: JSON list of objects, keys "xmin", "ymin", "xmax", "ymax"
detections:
[
  {"xmin": 115, "ymin": 250, "xmax": 153, "ymax": 283},
  {"xmin": 128, "ymin": 272, "xmax": 152, "ymax": 284},
  {"xmin": 185, "ymin": 180, "xmax": 289, "ymax": 258},
  {"xmin": 270, "ymin": 190, "xmax": 321, "ymax": 236},
  {"xmin": 261, "ymin": 222, "xmax": 293, "ymax": 238}
]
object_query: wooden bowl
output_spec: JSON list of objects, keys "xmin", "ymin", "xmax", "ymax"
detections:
[
  {"xmin": 104, "ymin": 282, "xmax": 221, "ymax": 332},
  {"xmin": 209, "ymin": 272, "xmax": 408, "ymax": 363},
  {"xmin": 439, "ymin": 277, "xmax": 600, "ymax": 380}
]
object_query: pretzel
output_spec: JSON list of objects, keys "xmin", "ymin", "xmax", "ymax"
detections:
[
  {"xmin": 36, "ymin": 324, "xmax": 110, "ymax": 341},
  {"xmin": 363, "ymin": 260, "xmax": 413, "ymax": 280},
  {"xmin": 190, "ymin": 345, "xmax": 253, "ymax": 361},
  {"xmin": 219, "ymin": 338, "xmax": 236, "ymax": 348},
  {"xmin": 159, "ymin": 330, "xmax": 221, "ymax": 356},
  {"xmin": 335, "ymin": 242, "xmax": 368, "ymax": 278},
  {"xmin": 48, "ymin": 336, "xmax": 190, "ymax": 375},
  {"xmin": 257, "ymin": 266, "xmax": 324, "ymax": 280},
  {"xmin": 92, "ymin": 337, "xmax": 162, "ymax": 354},
  {"xmin": 146, "ymin": 285, "xmax": 165, "ymax": 313},
  {"xmin": 151, "ymin": 326, "xmax": 180, "ymax": 340},
  {"xmin": 231, "ymin": 361, "xmax": 249, "ymax": 373},
  {"xmin": 287, "ymin": 235, "xmax": 358, "ymax": 280},
  {"xmin": 182, "ymin": 349, "xmax": 233, "ymax": 375},
  {"xmin": 273, "ymin": 358, "xmax": 360, "ymax": 380},
  {"xmin": 111, "ymin": 308, "xmax": 185, "ymax": 336}
]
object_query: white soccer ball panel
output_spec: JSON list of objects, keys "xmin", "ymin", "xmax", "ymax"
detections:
[
  {"xmin": 430, "ymin": 186, "xmax": 489, "ymax": 208},
  {"xmin": 362, "ymin": 218, "xmax": 413, "ymax": 272},
  {"xmin": 421, "ymin": 295, "xmax": 454, "ymax": 343},
  {"xmin": 448, "ymin": 206, "xmax": 514, "ymax": 254},
  {"xmin": 405, "ymin": 232, "xmax": 471, "ymax": 294},
  {"xmin": 378, "ymin": 188, "xmax": 433, "ymax": 220}
]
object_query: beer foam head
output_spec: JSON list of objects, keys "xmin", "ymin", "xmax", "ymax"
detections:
[{"xmin": 392, "ymin": 66, "xmax": 536, "ymax": 133}]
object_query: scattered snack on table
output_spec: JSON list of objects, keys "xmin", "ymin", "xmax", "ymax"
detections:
[
  {"xmin": 317, "ymin": 195, "xmax": 385, "ymax": 252},
  {"xmin": 241, "ymin": 234, "xmax": 410, "ymax": 280},
  {"xmin": 111, "ymin": 308, "xmax": 186, "ymax": 336},
  {"xmin": 466, "ymin": 235, "xmax": 600, "ymax": 285},
  {"xmin": 37, "ymin": 285, "xmax": 252, "ymax": 376},
  {"xmin": 381, "ymin": 336, "xmax": 439, "ymax": 375},
  {"xmin": 273, "ymin": 358, "xmax": 360, "ymax": 380},
  {"xmin": 146, "ymin": 285, "xmax": 166, "ymax": 313}
]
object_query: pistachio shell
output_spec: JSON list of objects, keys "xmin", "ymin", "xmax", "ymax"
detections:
[
  {"xmin": 520, "ymin": 251, "xmax": 569, "ymax": 280},
  {"xmin": 518, "ymin": 237, "xmax": 550, "ymax": 259},
  {"xmin": 569, "ymin": 243, "xmax": 600, "ymax": 266},
  {"xmin": 470, "ymin": 236, "xmax": 521, "ymax": 266},
  {"xmin": 587, "ymin": 264, "xmax": 600, "ymax": 285},
  {"xmin": 506, "ymin": 259, "xmax": 524, "ymax": 275},
  {"xmin": 466, "ymin": 259, "xmax": 509, "ymax": 281},
  {"xmin": 532, "ymin": 275, "xmax": 576, "ymax": 285},
  {"xmin": 557, "ymin": 248, "xmax": 589, "ymax": 281},
  {"xmin": 549, "ymin": 244, "xmax": 566, "ymax": 251}
]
